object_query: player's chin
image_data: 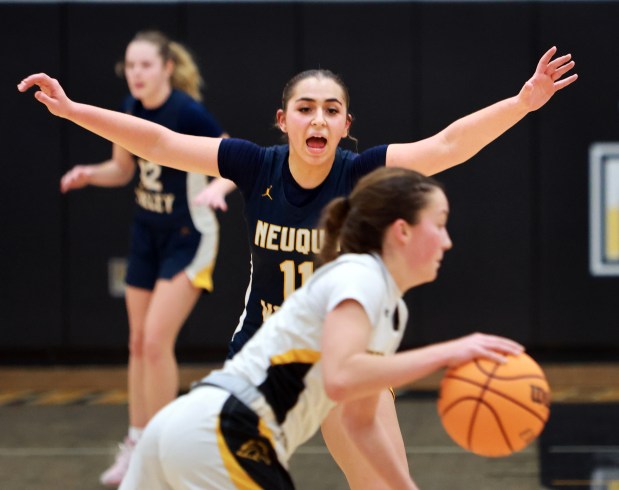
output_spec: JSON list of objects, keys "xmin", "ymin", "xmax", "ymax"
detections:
[
  {"xmin": 128, "ymin": 86, "xmax": 145, "ymax": 99},
  {"xmin": 420, "ymin": 269, "xmax": 439, "ymax": 285}
]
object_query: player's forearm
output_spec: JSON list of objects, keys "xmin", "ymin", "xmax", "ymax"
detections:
[
  {"xmin": 68, "ymin": 102, "xmax": 168, "ymax": 165},
  {"xmin": 327, "ymin": 343, "xmax": 455, "ymax": 402},
  {"xmin": 437, "ymin": 95, "xmax": 529, "ymax": 167},
  {"xmin": 387, "ymin": 95, "xmax": 529, "ymax": 176},
  {"xmin": 86, "ymin": 159, "xmax": 134, "ymax": 187},
  {"xmin": 67, "ymin": 102, "xmax": 221, "ymax": 176}
]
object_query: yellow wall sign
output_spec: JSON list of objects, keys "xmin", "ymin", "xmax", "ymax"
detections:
[{"xmin": 590, "ymin": 143, "xmax": 619, "ymax": 276}]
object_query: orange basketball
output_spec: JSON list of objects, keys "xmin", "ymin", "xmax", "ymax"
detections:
[{"xmin": 437, "ymin": 352, "xmax": 551, "ymax": 457}]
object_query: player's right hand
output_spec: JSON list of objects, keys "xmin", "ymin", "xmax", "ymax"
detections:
[
  {"xmin": 446, "ymin": 332, "xmax": 524, "ymax": 367},
  {"xmin": 60, "ymin": 165, "xmax": 92, "ymax": 193},
  {"xmin": 17, "ymin": 73, "xmax": 73, "ymax": 119}
]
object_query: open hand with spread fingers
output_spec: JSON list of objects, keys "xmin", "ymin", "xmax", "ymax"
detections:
[{"xmin": 518, "ymin": 46, "xmax": 578, "ymax": 112}]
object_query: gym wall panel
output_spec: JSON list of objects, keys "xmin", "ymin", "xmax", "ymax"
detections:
[
  {"xmin": 537, "ymin": 3, "xmax": 619, "ymax": 348},
  {"xmin": 2, "ymin": 1, "xmax": 617, "ymax": 363},
  {"xmin": 404, "ymin": 3, "xmax": 536, "ymax": 347},
  {"xmin": 300, "ymin": 2, "xmax": 416, "ymax": 149},
  {"xmin": 1, "ymin": 5, "xmax": 64, "ymax": 351},
  {"xmin": 186, "ymin": 3, "xmax": 297, "ymax": 146}
]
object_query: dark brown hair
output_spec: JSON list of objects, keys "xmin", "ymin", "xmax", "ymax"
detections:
[
  {"xmin": 279, "ymin": 69, "xmax": 356, "ymax": 146},
  {"xmin": 318, "ymin": 167, "xmax": 444, "ymax": 265}
]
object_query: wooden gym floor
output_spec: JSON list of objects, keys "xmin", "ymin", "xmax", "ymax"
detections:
[{"xmin": 0, "ymin": 361, "xmax": 618, "ymax": 489}]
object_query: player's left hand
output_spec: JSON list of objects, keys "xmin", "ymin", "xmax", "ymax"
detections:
[
  {"xmin": 193, "ymin": 186, "xmax": 229, "ymax": 211},
  {"xmin": 518, "ymin": 46, "xmax": 578, "ymax": 112}
]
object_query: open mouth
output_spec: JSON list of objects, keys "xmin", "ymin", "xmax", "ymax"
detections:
[{"xmin": 306, "ymin": 136, "xmax": 327, "ymax": 150}]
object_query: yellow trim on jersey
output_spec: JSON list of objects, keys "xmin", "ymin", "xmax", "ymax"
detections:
[
  {"xmin": 367, "ymin": 351, "xmax": 396, "ymax": 400},
  {"xmin": 270, "ymin": 349, "xmax": 321, "ymax": 366},
  {"xmin": 191, "ymin": 265, "xmax": 214, "ymax": 292},
  {"xmin": 367, "ymin": 350, "xmax": 384, "ymax": 356},
  {"xmin": 216, "ymin": 416, "xmax": 262, "ymax": 490},
  {"xmin": 257, "ymin": 417, "xmax": 275, "ymax": 444}
]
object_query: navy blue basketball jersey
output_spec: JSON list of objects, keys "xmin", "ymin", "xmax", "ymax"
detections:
[
  {"xmin": 122, "ymin": 90, "xmax": 224, "ymax": 228},
  {"xmin": 218, "ymin": 139, "xmax": 387, "ymax": 356}
]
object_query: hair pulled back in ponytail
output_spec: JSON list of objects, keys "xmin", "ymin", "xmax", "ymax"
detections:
[
  {"xmin": 317, "ymin": 167, "xmax": 444, "ymax": 266},
  {"xmin": 318, "ymin": 196, "xmax": 351, "ymax": 265},
  {"xmin": 117, "ymin": 30, "xmax": 205, "ymax": 101}
]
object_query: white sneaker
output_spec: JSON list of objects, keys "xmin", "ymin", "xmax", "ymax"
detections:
[{"xmin": 99, "ymin": 437, "xmax": 135, "ymax": 487}]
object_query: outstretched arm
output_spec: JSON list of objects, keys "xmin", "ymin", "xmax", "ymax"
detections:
[
  {"xmin": 321, "ymin": 300, "xmax": 523, "ymax": 488},
  {"xmin": 386, "ymin": 46, "xmax": 578, "ymax": 175},
  {"xmin": 18, "ymin": 73, "xmax": 222, "ymax": 177}
]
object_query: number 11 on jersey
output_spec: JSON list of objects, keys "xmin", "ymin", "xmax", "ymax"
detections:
[{"xmin": 280, "ymin": 260, "xmax": 314, "ymax": 300}]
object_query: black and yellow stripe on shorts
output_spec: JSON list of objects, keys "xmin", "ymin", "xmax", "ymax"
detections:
[{"xmin": 216, "ymin": 394, "xmax": 294, "ymax": 490}]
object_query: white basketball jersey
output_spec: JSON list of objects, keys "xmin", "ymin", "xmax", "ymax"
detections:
[{"xmin": 205, "ymin": 253, "xmax": 408, "ymax": 458}]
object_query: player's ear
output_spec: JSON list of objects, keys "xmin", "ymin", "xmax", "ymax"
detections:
[
  {"xmin": 276, "ymin": 109, "xmax": 287, "ymax": 133},
  {"xmin": 164, "ymin": 59, "xmax": 175, "ymax": 78},
  {"xmin": 388, "ymin": 218, "xmax": 410, "ymax": 245},
  {"xmin": 344, "ymin": 113, "xmax": 353, "ymax": 137},
  {"xmin": 397, "ymin": 219, "xmax": 411, "ymax": 238}
]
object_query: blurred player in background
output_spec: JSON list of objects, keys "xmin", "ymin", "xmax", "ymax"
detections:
[{"xmin": 56, "ymin": 30, "xmax": 234, "ymax": 487}]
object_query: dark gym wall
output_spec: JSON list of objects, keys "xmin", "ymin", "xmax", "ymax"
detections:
[
  {"xmin": 537, "ymin": 3, "xmax": 619, "ymax": 348},
  {"xmin": 2, "ymin": 1, "xmax": 617, "ymax": 363},
  {"xmin": 1, "ymin": 5, "xmax": 64, "ymax": 352},
  {"xmin": 401, "ymin": 3, "xmax": 536, "ymax": 348}
]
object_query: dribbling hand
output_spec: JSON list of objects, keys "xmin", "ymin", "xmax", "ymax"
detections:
[{"xmin": 445, "ymin": 332, "xmax": 525, "ymax": 367}]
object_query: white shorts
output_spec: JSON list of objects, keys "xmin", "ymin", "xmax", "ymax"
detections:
[{"xmin": 119, "ymin": 386, "xmax": 294, "ymax": 490}]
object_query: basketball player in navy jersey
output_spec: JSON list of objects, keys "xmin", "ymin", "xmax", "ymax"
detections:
[
  {"xmin": 19, "ymin": 45, "xmax": 576, "ymax": 488},
  {"xmin": 56, "ymin": 31, "xmax": 233, "ymax": 487}
]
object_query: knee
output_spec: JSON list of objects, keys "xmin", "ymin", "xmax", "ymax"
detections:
[
  {"xmin": 142, "ymin": 331, "xmax": 173, "ymax": 366},
  {"xmin": 128, "ymin": 330, "xmax": 145, "ymax": 358}
]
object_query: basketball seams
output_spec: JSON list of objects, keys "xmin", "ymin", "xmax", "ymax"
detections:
[
  {"xmin": 438, "ymin": 353, "xmax": 551, "ymax": 457},
  {"xmin": 466, "ymin": 362, "xmax": 500, "ymax": 450},
  {"xmin": 444, "ymin": 372, "xmax": 547, "ymax": 383},
  {"xmin": 469, "ymin": 399, "xmax": 514, "ymax": 455},
  {"xmin": 473, "ymin": 359, "xmax": 546, "ymax": 381},
  {"xmin": 488, "ymin": 374, "xmax": 546, "ymax": 381},
  {"xmin": 440, "ymin": 396, "xmax": 481, "ymax": 417},
  {"xmin": 439, "ymin": 375, "xmax": 550, "ymax": 424},
  {"xmin": 439, "ymin": 396, "xmax": 514, "ymax": 456}
]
